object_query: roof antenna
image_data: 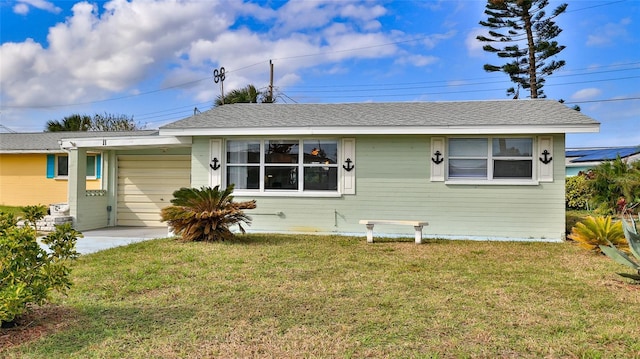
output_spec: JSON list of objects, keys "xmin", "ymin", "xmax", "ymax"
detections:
[{"xmin": 213, "ymin": 66, "xmax": 226, "ymax": 105}]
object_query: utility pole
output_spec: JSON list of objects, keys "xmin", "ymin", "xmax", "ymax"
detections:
[{"xmin": 269, "ymin": 60, "xmax": 274, "ymax": 103}]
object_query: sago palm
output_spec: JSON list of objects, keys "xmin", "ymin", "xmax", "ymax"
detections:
[
  {"xmin": 568, "ymin": 216, "xmax": 627, "ymax": 253},
  {"xmin": 161, "ymin": 185, "xmax": 256, "ymax": 242}
]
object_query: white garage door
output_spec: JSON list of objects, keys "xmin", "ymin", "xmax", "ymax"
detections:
[{"xmin": 117, "ymin": 155, "xmax": 191, "ymax": 226}]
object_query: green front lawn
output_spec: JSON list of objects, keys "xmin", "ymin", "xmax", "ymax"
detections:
[
  {"xmin": 2, "ymin": 234, "xmax": 639, "ymax": 358},
  {"xmin": 0, "ymin": 205, "xmax": 23, "ymax": 217}
]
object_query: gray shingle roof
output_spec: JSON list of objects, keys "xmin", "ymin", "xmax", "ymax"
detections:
[
  {"xmin": 0, "ymin": 131, "xmax": 158, "ymax": 152},
  {"xmin": 160, "ymin": 100, "xmax": 599, "ymax": 130}
]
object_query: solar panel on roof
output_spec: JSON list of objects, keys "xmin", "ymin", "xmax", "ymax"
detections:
[
  {"xmin": 566, "ymin": 149, "xmax": 600, "ymax": 157},
  {"xmin": 570, "ymin": 147, "xmax": 640, "ymax": 163}
]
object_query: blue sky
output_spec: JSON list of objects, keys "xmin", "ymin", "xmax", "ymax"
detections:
[{"xmin": 0, "ymin": 0, "xmax": 638, "ymax": 147}]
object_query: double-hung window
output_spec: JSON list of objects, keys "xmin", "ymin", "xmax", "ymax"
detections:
[
  {"xmin": 448, "ymin": 137, "xmax": 533, "ymax": 180},
  {"xmin": 226, "ymin": 139, "xmax": 338, "ymax": 193}
]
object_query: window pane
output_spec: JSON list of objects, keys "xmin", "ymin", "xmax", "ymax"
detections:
[
  {"xmin": 227, "ymin": 141, "xmax": 260, "ymax": 164},
  {"xmin": 449, "ymin": 159, "xmax": 487, "ymax": 178},
  {"xmin": 304, "ymin": 167, "xmax": 338, "ymax": 190},
  {"xmin": 303, "ymin": 140, "xmax": 337, "ymax": 164},
  {"xmin": 86, "ymin": 156, "xmax": 96, "ymax": 177},
  {"xmin": 494, "ymin": 160, "xmax": 533, "ymax": 178},
  {"xmin": 227, "ymin": 166, "xmax": 260, "ymax": 189},
  {"xmin": 265, "ymin": 140, "xmax": 298, "ymax": 163},
  {"xmin": 492, "ymin": 138, "xmax": 532, "ymax": 157},
  {"xmin": 57, "ymin": 156, "xmax": 69, "ymax": 176},
  {"xmin": 265, "ymin": 166, "xmax": 297, "ymax": 189},
  {"xmin": 449, "ymin": 138, "xmax": 487, "ymax": 157}
]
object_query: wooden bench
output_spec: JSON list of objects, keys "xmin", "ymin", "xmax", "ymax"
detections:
[{"xmin": 359, "ymin": 220, "xmax": 429, "ymax": 244}]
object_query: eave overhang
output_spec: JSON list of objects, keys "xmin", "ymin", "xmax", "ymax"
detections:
[
  {"xmin": 0, "ymin": 149, "xmax": 65, "ymax": 154},
  {"xmin": 159, "ymin": 124, "xmax": 600, "ymax": 137},
  {"xmin": 59, "ymin": 135, "xmax": 192, "ymax": 150}
]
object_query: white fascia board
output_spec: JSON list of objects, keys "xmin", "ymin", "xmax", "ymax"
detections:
[
  {"xmin": 159, "ymin": 124, "xmax": 599, "ymax": 137},
  {"xmin": 59, "ymin": 136, "xmax": 192, "ymax": 150},
  {"xmin": 0, "ymin": 150, "xmax": 65, "ymax": 154}
]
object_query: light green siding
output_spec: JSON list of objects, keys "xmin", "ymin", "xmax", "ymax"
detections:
[
  {"xmin": 191, "ymin": 137, "xmax": 211, "ymax": 187},
  {"xmin": 75, "ymin": 194, "xmax": 109, "ymax": 231},
  {"xmin": 191, "ymin": 135, "xmax": 566, "ymax": 242}
]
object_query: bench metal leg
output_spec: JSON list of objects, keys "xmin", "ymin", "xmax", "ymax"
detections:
[
  {"xmin": 414, "ymin": 225, "xmax": 423, "ymax": 244},
  {"xmin": 366, "ymin": 224, "xmax": 375, "ymax": 243}
]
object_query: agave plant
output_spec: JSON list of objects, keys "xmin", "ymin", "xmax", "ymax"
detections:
[
  {"xmin": 161, "ymin": 185, "xmax": 256, "ymax": 242},
  {"xmin": 567, "ymin": 216, "xmax": 627, "ymax": 253},
  {"xmin": 599, "ymin": 205, "xmax": 640, "ymax": 281}
]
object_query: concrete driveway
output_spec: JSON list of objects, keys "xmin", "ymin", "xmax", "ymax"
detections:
[{"xmin": 73, "ymin": 227, "xmax": 172, "ymax": 254}]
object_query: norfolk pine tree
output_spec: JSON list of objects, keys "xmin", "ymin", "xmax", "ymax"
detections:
[{"xmin": 477, "ymin": 0, "xmax": 567, "ymax": 98}]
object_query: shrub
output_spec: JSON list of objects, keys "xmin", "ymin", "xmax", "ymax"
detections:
[
  {"xmin": 565, "ymin": 175, "xmax": 590, "ymax": 210},
  {"xmin": 20, "ymin": 204, "xmax": 47, "ymax": 232},
  {"xmin": 0, "ymin": 220, "xmax": 81, "ymax": 327},
  {"xmin": 587, "ymin": 157, "xmax": 640, "ymax": 214},
  {"xmin": 567, "ymin": 216, "xmax": 626, "ymax": 253},
  {"xmin": 0, "ymin": 211, "xmax": 18, "ymax": 234},
  {"xmin": 161, "ymin": 185, "xmax": 257, "ymax": 242}
]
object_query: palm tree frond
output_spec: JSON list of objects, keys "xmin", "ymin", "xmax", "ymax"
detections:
[{"xmin": 161, "ymin": 185, "xmax": 256, "ymax": 242}]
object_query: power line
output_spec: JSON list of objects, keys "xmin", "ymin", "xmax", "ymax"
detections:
[
  {"xmin": 284, "ymin": 62, "xmax": 640, "ymax": 90},
  {"xmin": 2, "ymin": 78, "xmax": 212, "ymax": 110},
  {"xmin": 563, "ymin": 97, "xmax": 640, "ymax": 105},
  {"xmin": 0, "ymin": 124, "xmax": 17, "ymax": 133},
  {"xmin": 566, "ymin": 0, "xmax": 627, "ymax": 13},
  {"xmin": 283, "ymin": 75, "xmax": 640, "ymax": 96}
]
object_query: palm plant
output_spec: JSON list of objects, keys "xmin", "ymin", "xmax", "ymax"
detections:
[
  {"xmin": 45, "ymin": 114, "xmax": 92, "ymax": 132},
  {"xmin": 161, "ymin": 185, "xmax": 256, "ymax": 242},
  {"xmin": 567, "ymin": 216, "xmax": 627, "ymax": 253},
  {"xmin": 213, "ymin": 84, "xmax": 276, "ymax": 106},
  {"xmin": 214, "ymin": 84, "xmax": 260, "ymax": 106},
  {"xmin": 587, "ymin": 156, "xmax": 640, "ymax": 214}
]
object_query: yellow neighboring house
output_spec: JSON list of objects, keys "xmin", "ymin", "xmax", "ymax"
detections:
[{"xmin": 0, "ymin": 131, "xmax": 154, "ymax": 207}]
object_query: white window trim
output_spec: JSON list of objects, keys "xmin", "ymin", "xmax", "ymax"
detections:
[
  {"xmin": 54, "ymin": 153, "xmax": 99, "ymax": 180},
  {"xmin": 225, "ymin": 138, "xmax": 344, "ymax": 197},
  {"xmin": 444, "ymin": 136, "xmax": 539, "ymax": 185}
]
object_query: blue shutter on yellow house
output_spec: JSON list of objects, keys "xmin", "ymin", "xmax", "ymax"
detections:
[
  {"xmin": 96, "ymin": 154, "xmax": 101, "ymax": 179},
  {"xmin": 46, "ymin": 154, "xmax": 55, "ymax": 178}
]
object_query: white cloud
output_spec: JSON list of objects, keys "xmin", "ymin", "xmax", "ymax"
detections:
[
  {"xmin": 271, "ymin": 0, "xmax": 387, "ymax": 35},
  {"xmin": 421, "ymin": 30, "xmax": 456, "ymax": 50},
  {"xmin": 465, "ymin": 28, "xmax": 487, "ymax": 58},
  {"xmin": 395, "ymin": 54, "xmax": 438, "ymax": 67},
  {"xmin": 0, "ymin": 0, "xmax": 438, "ymax": 110},
  {"xmin": 14, "ymin": 0, "xmax": 62, "ymax": 14},
  {"xmin": 2, "ymin": 0, "xmax": 237, "ymax": 107},
  {"xmin": 571, "ymin": 88, "xmax": 602, "ymax": 101},
  {"xmin": 12, "ymin": 3, "xmax": 30, "ymax": 15},
  {"xmin": 586, "ymin": 18, "xmax": 631, "ymax": 47}
]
